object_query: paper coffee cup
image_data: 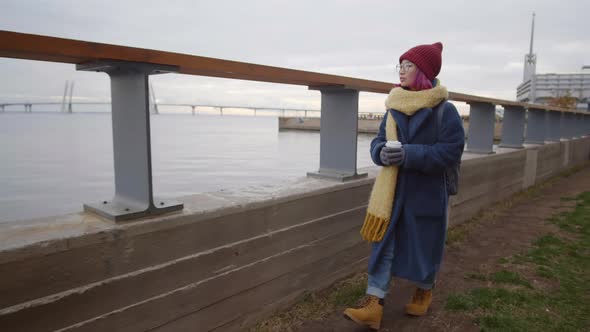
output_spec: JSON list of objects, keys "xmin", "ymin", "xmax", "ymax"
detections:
[{"xmin": 385, "ymin": 140, "xmax": 402, "ymax": 148}]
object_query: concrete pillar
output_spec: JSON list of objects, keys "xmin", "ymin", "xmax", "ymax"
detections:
[
  {"xmin": 524, "ymin": 108, "xmax": 547, "ymax": 144},
  {"xmin": 465, "ymin": 101, "xmax": 495, "ymax": 154},
  {"xmin": 191, "ymin": 106, "xmax": 195, "ymax": 116},
  {"xmin": 307, "ymin": 86, "xmax": 367, "ymax": 181},
  {"xmin": 499, "ymin": 105, "xmax": 526, "ymax": 148},
  {"xmin": 76, "ymin": 60, "xmax": 183, "ymax": 221},
  {"xmin": 546, "ymin": 111, "xmax": 562, "ymax": 142}
]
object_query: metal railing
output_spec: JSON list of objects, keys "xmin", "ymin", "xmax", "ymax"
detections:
[{"xmin": 1, "ymin": 30, "xmax": 589, "ymax": 221}]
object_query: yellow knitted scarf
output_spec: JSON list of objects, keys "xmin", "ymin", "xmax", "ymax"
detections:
[{"xmin": 360, "ymin": 81, "xmax": 448, "ymax": 242}]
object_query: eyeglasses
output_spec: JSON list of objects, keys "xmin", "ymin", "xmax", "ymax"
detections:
[{"xmin": 395, "ymin": 63, "xmax": 415, "ymax": 73}]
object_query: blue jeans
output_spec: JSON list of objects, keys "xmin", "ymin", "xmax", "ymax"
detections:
[{"xmin": 366, "ymin": 235, "xmax": 436, "ymax": 299}]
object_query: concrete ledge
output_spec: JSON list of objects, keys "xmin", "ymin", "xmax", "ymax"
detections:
[
  {"xmin": 0, "ymin": 176, "xmax": 374, "ymax": 309},
  {"xmin": 278, "ymin": 117, "xmax": 380, "ymax": 134},
  {"xmin": 0, "ymin": 137, "xmax": 589, "ymax": 332},
  {"xmin": 0, "ymin": 208, "xmax": 367, "ymax": 331},
  {"xmin": 278, "ymin": 116, "xmax": 505, "ymax": 139}
]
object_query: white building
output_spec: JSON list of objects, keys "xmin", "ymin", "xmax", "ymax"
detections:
[{"xmin": 516, "ymin": 13, "xmax": 590, "ymax": 111}]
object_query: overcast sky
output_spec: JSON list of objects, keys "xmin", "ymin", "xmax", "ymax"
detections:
[{"xmin": 1, "ymin": 0, "xmax": 588, "ymax": 114}]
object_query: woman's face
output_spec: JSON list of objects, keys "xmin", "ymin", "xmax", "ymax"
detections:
[{"xmin": 398, "ymin": 60, "xmax": 417, "ymax": 88}]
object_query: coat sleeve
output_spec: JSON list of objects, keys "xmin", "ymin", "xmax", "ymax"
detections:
[
  {"xmin": 402, "ymin": 102, "xmax": 465, "ymax": 173},
  {"xmin": 370, "ymin": 111, "xmax": 389, "ymax": 166}
]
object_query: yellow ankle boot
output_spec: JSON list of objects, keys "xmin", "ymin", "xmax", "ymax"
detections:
[
  {"xmin": 343, "ymin": 295, "xmax": 383, "ymax": 330},
  {"xmin": 405, "ymin": 287, "xmax": 433, "ymax": 316}
]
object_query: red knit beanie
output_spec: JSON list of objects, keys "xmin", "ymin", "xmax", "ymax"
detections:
[{"xmin": 399, "ymin": 42, "xmax": 443, "ymax": 80}]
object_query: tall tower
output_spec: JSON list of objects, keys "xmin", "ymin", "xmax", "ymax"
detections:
[
  {"xmin": 67, "ymin": 81, "xmax": 75, "ymax": 113},
  {"xmin": 523, "ymin": 12, "xmax": 537, "ymax": 102},
  {"xmin": 149, "ymin": 83, "xmax": 159, "ymax": 115},
  {"xmin": 61, "ymin": 81, "xmax": 69, "ymax": 112}
]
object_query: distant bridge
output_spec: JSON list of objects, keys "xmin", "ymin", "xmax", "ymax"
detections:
[{"xmin": 0, "ymin": 101, "xmax": 324, "ymax": 117}]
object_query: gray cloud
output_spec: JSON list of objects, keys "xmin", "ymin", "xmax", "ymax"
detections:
[{"xmin": 1, "ymin": 0, "xmax": 588, "ymax": 114}]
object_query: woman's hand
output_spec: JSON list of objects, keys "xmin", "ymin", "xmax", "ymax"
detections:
[{"xmin": 380, "ymin": 146, "xmax": 405, "ymax": 166}]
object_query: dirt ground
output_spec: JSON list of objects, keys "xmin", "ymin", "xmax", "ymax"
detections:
[{"xmin": 295, "ymin": 164, "xmax": 590, "ymax": 332}]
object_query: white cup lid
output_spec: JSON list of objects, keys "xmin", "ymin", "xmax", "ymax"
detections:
[{"xmin": 386, "ymin": 140, "xmax": 401, "ymax": 148}]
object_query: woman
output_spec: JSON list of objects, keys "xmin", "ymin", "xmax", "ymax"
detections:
[{"xmin": 343, "ymin": 42, "xmax": 465, "ymax": 330}]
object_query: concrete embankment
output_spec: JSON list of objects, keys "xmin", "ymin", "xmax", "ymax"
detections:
[{"xmin": 0, "ymin": 137, "xmax": 588, "ymax": 331}]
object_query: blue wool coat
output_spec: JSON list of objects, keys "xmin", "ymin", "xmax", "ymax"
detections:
[{"xmin": 367, "ymin": 101, "xmax": 465, "ymax": 283}]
